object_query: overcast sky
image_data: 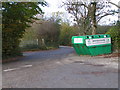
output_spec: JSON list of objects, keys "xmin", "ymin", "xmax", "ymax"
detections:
[{"xmin": 41, "ymin": 0, "xmax": 119, "ymax": 25}]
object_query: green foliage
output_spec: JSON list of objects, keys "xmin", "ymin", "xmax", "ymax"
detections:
[
  {"xmin": 21, "ymin": 44, "xmax": 39, "ymax": 51},
  {"xmin": 23, "ymin": 28, "xmax": 37, "ymax": 41},
  {"xmin": 60, "ymin": 23, "xmax": 78, "ymax": 46},
  {"xmin": 20, "ymin": 16, "xmax": 61, "ymax": 51},
  {"xmin": 106, "ymin": 21, "xmax": 120, "ymax": 50},
  {"xmin": 36, "ymin": 17, "xmax": 61, "ymax": 49},
  {"xmin": 97, "ymin": 25, "xmax": 112, "ymax": 34},
  {"xmin": 19, "ymin": 26, "xmax": 38, "ymax": 48},
  {"xmin": 2, "ymin": 2, "xmax": 47, "ymax": 59}
]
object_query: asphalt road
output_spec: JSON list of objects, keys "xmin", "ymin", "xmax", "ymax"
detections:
[
  {"xmin": 2, "ymin": 46, "xmax": 118, "ymax": 88},
  {"xmin": 2, "ymin": 46, "xmax": 74, "ymax": 69}
]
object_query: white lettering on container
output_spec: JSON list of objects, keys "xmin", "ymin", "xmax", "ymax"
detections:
[{"xmin": 86, "ymin": 38, "xmax": 111, "ymax": 46}]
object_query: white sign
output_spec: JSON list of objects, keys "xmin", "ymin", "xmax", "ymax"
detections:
[
  {"xmin": 74, "ymin": 38, "xmax": 83, "ymax": 43},
  {"xmin": 86, "ymin": 38, "xmax": 111, "ymax": 46}
]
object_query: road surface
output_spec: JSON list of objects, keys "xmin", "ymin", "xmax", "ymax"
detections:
[{"xmin": 2, "ymin": 46, "xmax": 118, "ymax": 88}]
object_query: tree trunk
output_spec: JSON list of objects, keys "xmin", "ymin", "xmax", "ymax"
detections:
[
  {"xmin": 38, "ymin": 37, "xmax": 47, "ymax": 49},
  {"xmin": 91, "ymin": 2, "xmax": 97, "ymax": 35},
  {"xmin": 92, "ymin": 19, "xmax": 97, "ymax": 35},
  {"xmin": 83, "ymin": 21, "xmax": 86, "ymax": 35}
]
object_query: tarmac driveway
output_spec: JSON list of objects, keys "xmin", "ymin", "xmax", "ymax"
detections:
[{"xmin": 2, "ymin": 46, "xmax": 118, "ymax": 88}]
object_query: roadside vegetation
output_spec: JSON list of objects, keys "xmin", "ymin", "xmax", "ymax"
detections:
[
  {"xmin": 2, "ymin": 1, "xmax": 119, "ymax": 60},
  {"xmin": 106, "ymin": 21, "xmax": 120, "ymax": 51},
  {"xmin": 2, "ymin": 2, "xmax": 47, "ymax": 59}
]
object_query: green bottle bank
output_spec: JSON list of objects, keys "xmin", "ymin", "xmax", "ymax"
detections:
[{"xmin": 71, "ymin": 34, "xmax": 112, "ymax": 56}]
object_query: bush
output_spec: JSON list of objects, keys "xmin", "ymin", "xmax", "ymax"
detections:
[
  {"xmin": 59, "ymin": 23, "xmax": 78, "ymax": 46},
  {"xmin": 106, "ymin": 21, "xmax": 120, "ymax": 51},
  {"xmin": 97, "ymin": 25, "xmax": 112, "ymax": 34},
  {"xmin": 21, "ymin": 44, "xmax": 40, "ymax": 51}
]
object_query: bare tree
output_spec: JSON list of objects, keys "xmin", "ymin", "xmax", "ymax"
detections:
[
  {"xmin": 63, "ymin": 0, "xmax": 119, "ymax": 35},
  {"xmin": 36, "ymin": 18, "xmax": 60, "ymax": 48},
  {"xmin": 63, "ymin": 0, "xmax": 91, "ymax": 35}
]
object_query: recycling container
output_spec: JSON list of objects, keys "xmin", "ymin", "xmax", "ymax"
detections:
[{"xmin": 72, "ymin": 34, "xmax": 112, "ymax": 56}]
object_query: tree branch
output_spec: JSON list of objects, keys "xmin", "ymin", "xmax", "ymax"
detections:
[
  {"xmin": 65, "ymin": 2, "xmax": 88, "ymax": 9},
  {"xmin": 108, "ymin": 2, "xmax": 120, "ymax": 8},
  {"xmin": 97, "ymin": 13, "xmax": 114, "ymax": 23}
]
